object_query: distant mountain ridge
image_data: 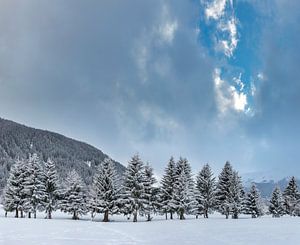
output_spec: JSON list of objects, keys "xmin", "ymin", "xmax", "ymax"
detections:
[
  {"xmin": 0, "ymin": 117, "xmax": 126, "ymax": 191},
  {"xmin": 244, "ymin": 175, "xmax": 300, "ymax": 198}
]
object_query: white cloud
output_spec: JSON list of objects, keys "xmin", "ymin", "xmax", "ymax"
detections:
[
  {"xmin": 135, "ymin": 43, "xmax": 149, "ymax": 83},
  {"xmin": 230, "ymin": 86, "xmax": 247, "ymax": 111},
  {"xmin": 139, "ymin": 103, "xmax": 180, "ymax": 132},
  {"xmin": 233, "ymin": 73, "xmax": 245, "ymax": 91},
  {"xmin": 250, "ymin": 82, "xmax": 256, "ymax": 96},
  {"xmin": 158, "ymin": 20, "xmax": 178, "ymax": 44},
  {"xmin": 204, "ymin": 0, "xmax": 238, "ymax": 57},
  {"xmin": 195, "ymin": 27, "xmax": 201, "ymax": 36},
  {"xmin": 213, "ymin": 68, "xmax": 248, "ymax": 114},
  {"xmin": 257, "ymin": 72, "xmax": 265, "ymax": 81},
  {"xmin": 213, "ymin": 68, "xmax": 232, "ymax": 114},
  {"xmin": 133, "ymin": 4, "xmax": 178, "ymax": 83},
  {"xmin": 205, "ymin": 0, "xmax": 227, "ymax": 20},
  {"xmin": 157, "ymin": 4, "xmax": 178, "ymax": 45}
]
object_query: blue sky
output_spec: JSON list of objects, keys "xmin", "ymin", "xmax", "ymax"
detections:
[{"xmin": 0, "ymin": 0, "xmax": 299, "ymax": 178}]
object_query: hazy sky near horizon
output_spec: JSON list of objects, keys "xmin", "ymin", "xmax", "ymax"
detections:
[{"xmin": 0, "ymin": 0, "xmax": 299, "ymax": 177}]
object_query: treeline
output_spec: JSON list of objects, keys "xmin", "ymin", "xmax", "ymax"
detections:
[{"xmin": 1, "ymin": 154, "xmax": 299, "ymax": 222}]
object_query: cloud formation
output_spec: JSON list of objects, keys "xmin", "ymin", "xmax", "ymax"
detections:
[{"xmin": 0, "ymin": 0, "xmax": 299, "ymax": 178}]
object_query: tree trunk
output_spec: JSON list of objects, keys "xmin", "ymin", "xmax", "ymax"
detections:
[
  {"xmin": 72, "ymin": 211, "xmax": 78, "ymax": 220},
  {"xmin": 170, "ymin": 211, "xmax": 173, "ymax": 220},
  {"xmin": 103, "ymin": 210, "xmax": 109, "ymax": 222},
  {"xmin": 28, "ymin": 212, "xmax": 31, "ymax": 219},
  {"xmin": 147, "ymin": 213, "xmax": 151, "ymax": 221},
  {"xmin": 133, "ymin": 211, "xmax": 137, "ymax": 222},
  {"xmin": 34, "ymin": 211, "xmax": 37, "ymax": 219},
  {"xmin": 232, "ymin": 211, "xmax": 238, "ymax": 219},
  {"xmin": 196, "ymin": 215, "xmax": 198, "ymax": 219},
  {"xmin": 165, "ymin": 212, "xmax": 168, "ymax": 220},
  {"xmin": 179, "ymin": 211, "xmax": 184, "ymax": 220},
  {"xmin": 225, "ymin": 213, "xmax": 229, "ymax": 219},
  {"xmin": 21, "ymin": 210, "xmax": 24, "ymax": 218},
  {"xmin": 205, "ymin": 210, "xmax": 208, "ymax": 218},
  {"xmin": 91, "ymin": 210, "xmax": 96, "ymax": 221},
  {"xmin": 47, "ymin": 210, "xmax": 52, "ymax": 219},
  {"xmin": 15, "ymin": 208, "xmax": 18, "ymax": 218},
  {"xmin": 5, "ymin": 211, "xmax": 7, "ymax": 218}
]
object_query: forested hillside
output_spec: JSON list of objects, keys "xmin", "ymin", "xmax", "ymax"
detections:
[{"xmin": 0, "ymin": 118, "xmax": 125, "ymax": 191}]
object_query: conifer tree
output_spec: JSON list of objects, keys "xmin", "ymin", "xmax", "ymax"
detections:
[
  {"xmin": 230, "ymin": 171, "xmax": 244, "ymax": 219},
  {"xmin": 244, "ymin": 184, "xmax": 264, "ymax": 218},
  {"xmin": 90, "ymin": 158, "xmax": 119, "ymax": 222},
  {"xmin": 269, "ymin": 187, "xmax": 284, "ymax": 218},
  {"xmin": 120, "ymin": 154, "xmax": 145, "ymax": 222},
  {"xmin": 160, "ymin": 157, "xmax": 177, "ymax": 219},
  {"xmin": 2, "ymin": 159, "xmax": 26, "ymax": 218},
  {"xmin": 283, "ymin": 176, "xmax": 299, "ymax": 216},
  {"xmin": 23, "ymin": 154, "xmax": 47, "ymax": 219},
  {"xmin": 195, "ymin": 164, "xmax": 216, "ymax": 218},
  {"xmin": 60, "ymin": 170, "xmax": 88, "ymax": 220},
  {"xmin": 44, "ymin": 159, "xmax": 61, "ymax": 219},
  {"xmin": 216, "ymin": 161, "xmax": 233, "ymax": 219},
  {"xmin": 143, "ymin": 163, "xmax": 157, "ymax": 221},
  {"xmin": 171, "ymin": 157, "xmax": 196, "ymax": 220}
]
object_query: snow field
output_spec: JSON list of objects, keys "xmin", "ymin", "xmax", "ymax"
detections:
[{"xmin": 1, "ymin": 210, "xmax": 300, "ymax": 245}]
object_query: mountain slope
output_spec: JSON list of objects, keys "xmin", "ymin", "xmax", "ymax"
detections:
[{"xmin": 0, "ymin": 117, "xmax": 125, "ymax": 190}]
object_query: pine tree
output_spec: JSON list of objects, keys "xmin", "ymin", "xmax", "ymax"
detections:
[
  {"xmin": 229, "ymin": 171, "xmax": 244, "ymax": 219},
  {"xmin": 171, "ymin": 157, "xmax": 196, "ymax": 220},
  {"xmin": 23, "ymin": 154, "xmax": 47, "ymax": 218},
  {"xmin": 269, "ymin": 187, "xmax": 284, "ymax": 218},
  {"xmin": 120, "ymin": 154, "xmax": 145, "ymax": 222},
  {"xmin": 2, "ymin": 159, "xmax": 26, "ymax": 218},
  {"xmin": 90, "ymin": 158, "xmax": 119, "ymax": 222},
  {"xmin": 244, "ymin": 184, "xmax": 264, "ymax": 218},
  {"xmin": 216, "ymin": 161, "xmax": 233, "ymax": 219},
  {"xmin": 60, "ymin": 170, "xmax": 88, "ymax": 220},
  {"xmin": 195, "ymin": 164, "xmax": 216, "ymax": 218},
  {"xmin": 143, "ymin": 163, "xmax": 157, "ymax": 221},
  {"xmin": 160, "ymin": 157, "xmax": 177, "ymax": 219},
  {"xmin": 44, "ymin": 159, "xmax": 61, "ymax": 219},
  {"xmin": 283, "ymin": 176, "xmax": 299, "ymax": 216}
]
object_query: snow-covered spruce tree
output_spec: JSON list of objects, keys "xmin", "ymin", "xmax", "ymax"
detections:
[
  {"xmin": 23, "ymin": 153, "xmax": 47, "ymax": 219},
  {"xmin": 269, "ymin": 187, "xmax": 284, "ymax": 218},
  {"xmin": 215, "ymin": 161, "xmax": 234, "ymax": 219},
  {"xmin": 60, "ymin": 170, "xmax": 88, "ymax": 220},
  {"xmin": 2, "ymin": 159, "xmax": 26, "ymax": 218},
  {"xmin": 160, "ymin": 157, "xmax": 177, "ymax": 220},
  {"xmin": 120, "ymin": 154, "xmax": 145, "ymax": 222},
  {"xmin": 143, "ymin": 163, "xmax": 157, "ymax": 221},
  {"xmin": 229, "ymin": 171, "xmax": 244, "ymax": 219},
  {"xmin": 171, "ymin": 157, "xmax": 196, "ymax": 220},
  {"xmin": 195, "ymin": 164, "xmax": 216, "ymax": 218},
  {"xmin": 244, "ymin": 184, "xmax": 264, "ymax": 218},
  {"xmin": 89, "ymin": 158, "xmax": 119, "ymax": 222},
  {"xmin": 43, "ymin": 159, "xmax": 61, "ymax": 219},
  {"xmin": 283, "ymin": 176, "xmax": 299, "ymax": 216}
]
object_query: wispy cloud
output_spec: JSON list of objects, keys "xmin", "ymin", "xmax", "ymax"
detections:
[
  {"xmin": 203, "ymin": 0, "xmax": 238, "ymax": 57},
  {"xmin": 218, "ymin": 17, "xmax": 238, "ymax": 57}
]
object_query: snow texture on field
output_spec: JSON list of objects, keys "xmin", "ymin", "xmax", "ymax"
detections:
[{"xmin": 0, "ymin": 209, "xmax": 300, "ymax": 245}]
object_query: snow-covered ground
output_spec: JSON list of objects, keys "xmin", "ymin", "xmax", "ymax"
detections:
[{"xmin": 0, "ymin": 209, "xmax": 300, "ymax": 245}]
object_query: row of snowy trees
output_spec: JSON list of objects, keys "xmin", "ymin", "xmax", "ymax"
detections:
[
  {"xmin": 2, "ymin": 154, "xmax": 61, "ymax": 219},
  {"xmin": 268, "ymin": 177, "xmax": 300, "ymax": 218},
  {"xmin": 2, "ymin": 154, "xmax": 300, "ymax": 222}
]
